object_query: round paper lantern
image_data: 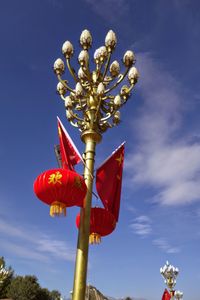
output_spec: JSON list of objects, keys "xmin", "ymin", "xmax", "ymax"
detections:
[
  {"xmin": 34, "ymin": 168, "xmax": 87, "ymax": 217},
  {"xmin": 76, "ymin": 207, "xmax": 116, "ymax": 244}
]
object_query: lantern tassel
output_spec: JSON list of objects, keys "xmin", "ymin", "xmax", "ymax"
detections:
[
  {"xmin": 89, "ymin": 233, "xmax": 101, "ymax": 245},
  {"xmin": 50, "ymin": 201, "xmax": 67, "ymax": 217}
]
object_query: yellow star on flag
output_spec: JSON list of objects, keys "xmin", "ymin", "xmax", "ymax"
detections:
[{"xmin": 116, "ymin": 154, "xmax": 123, "ymax": 166}]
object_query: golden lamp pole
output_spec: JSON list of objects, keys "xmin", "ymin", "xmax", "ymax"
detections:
[{"xmin": 53, "ymin": 29, "xmax": 139, "ymax": 300}]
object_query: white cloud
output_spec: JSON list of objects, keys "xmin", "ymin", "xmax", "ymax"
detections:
[
  {"xmin": 153, "ymin": 238, "xmax": 180, "ymax": 254},
  {"xmin": 130, "ymin": 144, "xmax": 200, "ymax": 187},
  {"xmin": 0, "ymin": 218, "xmax": 34, "ymax": 241},
  {"xmin": 37, "ymin": 238, "xmax": 75, "ymax": 262},
  {"xmin": 134, "ymin": 215, "xmax": 151, "ymax": 223},
  {"xmin": 0, "ymin": 240, "xmax": 49, "ymax": 262},
  {"xmin": 133, "ymin": 53, "xmax": 183, "ymax": 142},
  {"xmin": 126, "ymin": 52, "xmax": 200, "ymax": 206},
  {"xmin": 130, "ymin": 223, "xmax": 152, "ymax": 236},
  {"xmin": 0, "ymin": 218, "xmax": 75, "ymax": 263},
  {"xmin": 130, "ymin": 215, "xmax": 152, "ymax": 237},
  {"xmin": 156, "ymin": 179, "xmax": 200, "ymax": 205}
]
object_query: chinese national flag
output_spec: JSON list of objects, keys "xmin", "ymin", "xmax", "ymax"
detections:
[
  {"xmin": 57, "ymin": 117, "xmax": 82, "ymax": 170},
  {"xmin": 162, "ymin": 289, "xmax": 171, "ymax": 300},
  {"xmin": 96, "ymin": 142, "xmax": 125, "ymax": 222}
]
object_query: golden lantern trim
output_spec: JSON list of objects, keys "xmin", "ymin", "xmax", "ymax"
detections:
[
  {"xmin": 50, "ymin": 201, "xmax": 67, "ymax": 217},
  {"xmin": 89, "ymin": 233, "xmax": 101, "ymax": 244}
]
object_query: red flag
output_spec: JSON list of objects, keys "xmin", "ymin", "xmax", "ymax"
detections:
[
  {"xmin": 96, "ymin": 142, "xmax": 125, "ymax": 222},
  {"xmin": 57, "ymin": 117, "xmax": 82, "ymax": 170},
  {"xmin": 162, "ymin": 289, "xmax": 171, "ymax": 300}
]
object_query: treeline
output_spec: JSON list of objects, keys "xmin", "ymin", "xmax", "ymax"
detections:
[{"xmin": 0, "ymin": 257, "xmax": 61, "ymax": 300}]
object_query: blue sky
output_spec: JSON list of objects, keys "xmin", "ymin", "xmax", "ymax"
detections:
[{"xmin": 0, "ymin": 0, "xmax": 200, "ymax": 299}]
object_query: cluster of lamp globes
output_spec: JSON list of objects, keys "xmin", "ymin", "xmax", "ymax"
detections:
[
  {"xmin": 160, "ymin": 261, "xmax": 183, "ymax": 299},
  {"xmin": 53, "ymin": 29, "xmax": 139, "ymax": 133}
]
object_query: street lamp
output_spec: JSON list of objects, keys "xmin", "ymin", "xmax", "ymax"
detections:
[
  {"xmin": 174, "ymin": 290, "xmax": 183, "ymax": 300},
  {"xmin": 160, "ymin": 261, "xmax": 180, "ymax": 299},
  {"xmin": 53, "ymin": 29, "xmax": 139, "ymax": 300}
]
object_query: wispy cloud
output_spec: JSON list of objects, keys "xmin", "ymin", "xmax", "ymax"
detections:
[
  {"xmin": 0, "ymin": 218, "xmax": 34, "ymax": 241},
  {"xmin": 130, "ymin": 223, "xmax": 152, "ymax": 236},
  {"xmin": 0, "ymin": 240, "xmax": 49, "ymax": 262},
  {"xmin": 125, "ymin": 204, "xmax": 137, "ymax": 214},
  {"xmin": 153, "ymin": 238, "xmax": 180, "ymax": 254},
  {"xmin": 84, "ymin": 0, "xmax": 129, "ymax": 23},
  {"xmin": 130, "ymin": 215, "xmax": 152, "ymax": 237},
  {"xmin": 126, "ymin": 52, "xmax": 200, "ymax": 206},
  {"xmin": 0, "ymin": 218, "xmax": 75, "ymax": 263},
  {"xmin": 36, "ymin": 238, "xmax": 75, "ymax": 262},
  {"xmin": 134, "ymin": 215, "xmax": 151, "ymax": 223}
]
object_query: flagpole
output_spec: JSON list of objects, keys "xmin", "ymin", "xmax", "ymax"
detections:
[{"xmin": 53, "ymin": 29, "xmax": 139, "ymax": 300}]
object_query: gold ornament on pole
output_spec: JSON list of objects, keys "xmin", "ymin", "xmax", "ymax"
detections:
[{"xmin": 53, "ymin": 29, "xmax": 139, "ymax": 300}]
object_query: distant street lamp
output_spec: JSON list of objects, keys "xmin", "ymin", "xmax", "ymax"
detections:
[
  {"xmin": 160, "ymin": 261, "xmax": 183, "ymax": 299},
  {"xmin": 53, "ymin": 29, "xmax": 139, "ymax": 300},
  {"xmin": 174, "ymin": 290, "xmax": 183, "ymax": 300}
]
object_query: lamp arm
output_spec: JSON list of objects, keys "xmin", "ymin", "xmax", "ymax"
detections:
[
  {"xmin": 66, "ymin": 58, "xmax": 78, "ymax": 82},
  {"xmin": 102, "ymin": 52, "xmax": 111, "ymax": 80},
  {"xmin": 57, "ymin": 75, "xmax": 75, "ymax": 94},
  {"xmin": 105, "ymin": 67, "xmax": 130, "ymax": 94}
]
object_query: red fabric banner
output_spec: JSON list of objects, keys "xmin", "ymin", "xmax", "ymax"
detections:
[
  {"xmin": 162, "ymin": 289, "xmax": 171, "ymax": 300},
  {"xmin": 57, "ymin": 117, "xmax": 82, "ymax": 170},
  {"xmin": 96, "ymin": 142, "xmax": 125, "ymax": 222}
]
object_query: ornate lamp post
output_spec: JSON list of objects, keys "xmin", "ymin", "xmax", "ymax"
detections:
[
  {"xmin": 174, "ymin": 290, "xmax": 183, "ymax": 300},
  {"xmin": 160, "ymin": 261, "xmax": 183, "ymax": 299},
  {"xmin": 53, "ymin": 29, "xmax": 139, "ymax": 300}
]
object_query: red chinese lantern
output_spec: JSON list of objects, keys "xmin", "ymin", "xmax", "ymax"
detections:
[
  {"xmin": 76, "ymin": 207, "xmax": 116, "ymax": 244},
  {"xmin": 34, "ymin": 168, "xmax": 87, "ymax": 217}
]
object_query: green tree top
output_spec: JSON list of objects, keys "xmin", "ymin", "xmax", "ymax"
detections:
[
  {"xmin": 6, "ymin": 274, "xmax": 62, "ymax": 300},
  {"xmin": 0, "ymin": 257, "xmax": 62, "ymax": 300}
]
